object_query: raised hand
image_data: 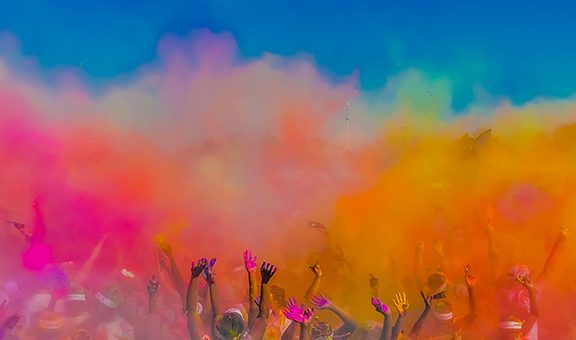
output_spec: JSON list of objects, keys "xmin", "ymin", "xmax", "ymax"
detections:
[
  {"xmin": 147, "ymin": 275, "xmax": 160, "ymax": 296},
  {"xmin": 420, "ymin": 290, "xmax": 433, "ymax": 309},
  {"xmin": 392, "ymin": 292, "xmax": 409, "ymax": 316},
  {"xmin": 283, "ymin": 297, "xmax": 314, "ymax": 324},
  {"xmin": 311, "ymin": 294, "xmax": 331, "ymax": 310},
  {"xmin": 202, "ymin": 258, "xmax": 217, "ymax": 284},
  {"xmin": 309, "ymin": 264, "xmax": 323, "ymax": 278},
  {"xmin": 261, "ymin": 262, "xmax": 277, "ymax": 284},
  {"xmin": 191, "ymin": 258, "xmax": 208, "ymax": 278},
  {"xmin": 371, "ymin": 297, "xmax": 390, "ymax": 316},
  {"xmin": 559, "ymin": 226, "xmax": 569, "ymax": 242},
  {"xmin": 244, "ymin": 250, "xmax": 257, "ymax": 272},
  {"xmin": 518, "ymin": 275, "xmax": 534, "ymax": 289},
  {"xmin": 464, "ymin": 264, "xmax": 477, "ymax": 288}
]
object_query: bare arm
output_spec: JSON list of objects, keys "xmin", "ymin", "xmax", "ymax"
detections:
[
  {"xmin": 312, "ymin": 294, "xmax": 357, "ymax": 335},
  {"xmin": 147, "ymin": 276, "xmax": 160, "ymax": 315},
  {"xmin": 75, "ymin": 233, "xmax": 108, "ymax": 283},
  {"xmin": 537, "ymin": 227, "xmax": 568, "ymax": 283},
  {"xmin": 281, "ymin": 321, "xmax": 298, "ymax": 340},
  {"xmin": 391, "ymin": 292, "xmax": 409, "ymax": 340},
  {"xmin": 409, "ymin": 292, "xmax": 432, "ymax": 340},
  {"xmin": 244, "ymin": 250, "xmax": 259, "ymax": 328},
  {"xmin": 371, "ymin": 297, "xmax": 391, "ymax": 340},
  {"xmin": 484, "ymin": 221, "xmax": 500, "ymax": 281},
  {"xmin": 158, "ymin": 242, "xmax": 187, "ymax": 308},
  {"xmin": 249, "ymin": 262, "xmax": 277, "ymax": 339},
  {"xmin": 520, "ymin": 276, "xmax": 539, "ymax": 335},
  {"xmin": 203, "ymin": 258, "xmax": 221, "ymax": 320},
  {"xmin": 303, "ymin": 264, "xmax": 322, "ymax": 302},
  {"xmin": 187, "ymin": 259, "xmax": 208, "ymax": 340},
  {"xmin": 458, "ymin": 265, "xmax": 478, "ymax": 327}
]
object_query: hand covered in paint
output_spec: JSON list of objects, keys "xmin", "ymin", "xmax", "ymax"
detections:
[
  {"xmin": 283, "ymin": 297, "xmax": 314, "ymax": 324},
  {"xmin": 371, "ymin": 297, "xmax": 391, "ymax": 316},
  {"xmin": 147, "ymin": 276, "xmax": 160, "ymax": 296},
  {"xmin": 244, "ymin": 250, "xmax": 257, "ymax": 272},
  {"xmin": 311, "ymin": 294, "xmax": 331, "ymax": 310},
  {"xmin": 261, "ymin": 262, "xmax": 277, "ymax": 284},
  {"xmin": 518, "ymin": 275, "xmax": 535, "ymax": 290},
  {"xmin": 309, "ymin": 264, "xmax": 322, "ymax": 278},
  {"xmin": 191, "ymin": 258, "xmax": 208, "ymax": 278},
  {"xmin": 202, "ymin": 258, "xmax": 217, "ymax": 284},
  {"xmin": 558, "ymin": 226, "xmax": 569, "ymax": 243},
  {"xmin": 464, "ymin": 265, "xmax": 477, "ymax": 288},
  {"xmin": 392, "ymin": 292, "xmax": 409, "ymax": 316}
]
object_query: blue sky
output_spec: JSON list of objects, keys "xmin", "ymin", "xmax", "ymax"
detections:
[{"xmin": 1, "ymin": 0, "xmax": 575, "ymax": 109}]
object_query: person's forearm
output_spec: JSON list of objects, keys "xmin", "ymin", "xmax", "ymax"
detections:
[
  {"xmin": 328, "ymin": 305, "xmax": 358, "ymax": 332},
  {"xmin": 208, "ymin": 282, "xmax": 221, "ymax": 317},
  {"xmin": 409, "ymin": 307, "xmax": 430, "ymax": 339},
  {"xmin": 304, "ymin": 276, "xmax": 321, "ymax": 302},
  {"xmin": 281, "ymin": 322, "xmax": 297, "ymax": 340},
  {"xmin": 391, "ymin": 315, "xmax": 404, "ymax": 340},
  {"xmin": 167, "ymin": 254, "xmax": 187, "ymax": 303},
  {"xmin": 380, "ymin": 315, "xmax": 391, "ymax": 340},
  {"xmin": 258, "ymin": 283, "xmax": 271, "ymax": 318},
  {"xmin": 247, "ymin": 271, "xmax": 258, "ymax": 327},
  {"xmin": 461, "ymin": 286, "xmax": 477, "ymax": 325},
  {"xmin": 148, "ymin": 294, "xmax": 158, "ymax": 315},
  {"xmin": 528, "ymin": 287, "xmax": 539, "ymax": 317},
  {"xmin": 75, "ymin": 235, "xmax": 107, "ymax": 283},
  {"xmin": 186, "ymin": 277, "xmax": 200, "ymax": 315},
  {"xmin": 538, "ymin": 235, "xmax": 565, "ymax": 282},
  {"xmin": 299, "ymin": 324, "xmax": 312, "ymax": 340}
]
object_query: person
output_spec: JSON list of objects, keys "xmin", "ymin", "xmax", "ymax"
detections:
[
  {"xmin": 186, "ymin": 255, "xmax": 278, "ymax": 339},
  {"xmin": 311, "ymin": 293, "xmax": 358, "ymax": 338},
  {"xmin": 372, "ymin": 292, "xmax": 409, "ymax": 340},
  {"xmin": 420, "ymin": 265, "xmax": 477, "ymax": 339},
  {"xmin": 490, "ymin": 225, "xmax": 568, "ymax": 340},
  {"xmin": 497, "ymin": 275, "xmax": 539, "ymax": 340}
]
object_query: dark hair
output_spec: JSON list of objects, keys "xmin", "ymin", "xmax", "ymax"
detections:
[{"xmin": 215, "ymin": 312, "xmax": 244, "ymax": 339}]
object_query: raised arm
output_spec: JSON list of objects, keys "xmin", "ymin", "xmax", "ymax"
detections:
[
  {"xmin": 484, "ymin": 221, "xmax": 500, "ymax": 280},
  {"xmin": 75, "ymin": 233, "xmax": 108, "ymax": 283},
  {"xmin": 303, "ymin": 264, "xmax": 322, "ymax": 302},
  {"xmin": 460, "ymin": 265, "xmax": 478, "ymax": 326},
  {"xmin": 409, "ymin": 291, "xmax": 432, "ymax": 339},
  {"xmin": 158, "ymin": 240, "xmax": 187, "ymax": 308},
  {"xmin": 283, "ymin": 298, "xmax": 314, "ymax": 340},
  {"xmin": 203, "ymin": 258, "xmax": 221, "ymax": 320},
  {"xmin": 519, "ymin": 275, "xmax": 539, "ymax": 335},
  {"xmin": 248, "ymin": 262, "xmax": 277, "ymax": 338},
  {"xmin": 187, "ymin": 258, "xmax": 208, "ymax": 340},
  {"xmin": 537, "ymin": 227, "xmax": 568, "ymax": 283},
  {"xmin": 146, "ymin": 276, "xmax": 160, "ymax": 315},
  {"xmin": 244, "ymin": 250, "xmax": 259, "ymax": 328},
  {"xmin": 371, "ymin": 297, "xmax": 391, "ymax": 340},
  {"xmin": 312, "ymin": 294, "xmax": 358, "ymax": 335},
  {"xmin": 391, "ymin": 292, "xmax": 409, "ymax": 340}
]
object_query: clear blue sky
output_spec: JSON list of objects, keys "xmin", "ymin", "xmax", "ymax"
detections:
[{"xmin": 1, "ymin": 0, "xmax": 575, "ymax": 109}]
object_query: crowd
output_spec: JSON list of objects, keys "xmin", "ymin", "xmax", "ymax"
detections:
[{"xmin": 0, "ymin": 200, "xmax": 570, "ymax": 340}]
